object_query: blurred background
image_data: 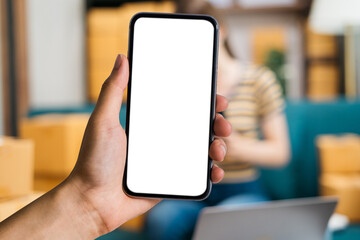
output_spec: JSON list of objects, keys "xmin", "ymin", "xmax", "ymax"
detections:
[{"xmin": 0, "ymin": 0, "xmax": 360, "ymax": 239}]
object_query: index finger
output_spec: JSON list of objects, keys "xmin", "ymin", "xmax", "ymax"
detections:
[{"xmin": 216, "ymin": 94, "xmax": 228, "ymax": 113}]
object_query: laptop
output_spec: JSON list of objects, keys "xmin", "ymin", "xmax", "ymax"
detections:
[{"xmin": 193, "ymin": 197, "xmax": 337, "ymax": 240}]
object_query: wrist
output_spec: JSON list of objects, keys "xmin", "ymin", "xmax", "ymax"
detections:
[
  {"xmin": 0, "ymin": 176, "xmax": 109, "ymax": 240},
  {"xmin": 56, "ymin": 177, "xmax": 109, "ymax": 238}
]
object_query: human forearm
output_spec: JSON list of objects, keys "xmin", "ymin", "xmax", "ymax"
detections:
[
  {"xmin": 227, "ymin": 138, "xmax": 289, "ymax": 167},
  {"xmin": 226, "ymin": 113, "xmax": 290, "ymax": 167},
  {"xmin": 0, "ymin": 179, "xmax": 106, "ymax": 240}
]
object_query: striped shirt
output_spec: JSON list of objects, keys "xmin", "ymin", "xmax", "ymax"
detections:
[{"xmin": 220, "ymin": 63, "xmax": 285, "ymax": 183}]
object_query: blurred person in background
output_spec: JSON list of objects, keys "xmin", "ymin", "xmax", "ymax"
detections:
[{"xmin": 145, "ymin": 1, "xmax": 290, "ymax": 240}]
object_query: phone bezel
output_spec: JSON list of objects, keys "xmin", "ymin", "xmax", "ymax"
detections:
[{"xmin": 123, "ymin": 12, "xmax": 219, "ymax": 200}]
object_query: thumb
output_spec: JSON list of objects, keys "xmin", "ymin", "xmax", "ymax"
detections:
[{"xmin": 93, "ymin": 54, "xmax": 129, "ymax": 120}]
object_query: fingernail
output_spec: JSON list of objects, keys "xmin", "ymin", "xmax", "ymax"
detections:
[
  {"xmin": 221, "ymin": 144, "xmax": 227, "ymax": 156},
  {"xmin": 113, "ymin": 54, "xmax": 122, "ymax": 70}
]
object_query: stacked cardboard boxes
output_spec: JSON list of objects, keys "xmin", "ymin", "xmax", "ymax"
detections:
[
  {"xmin": 307, "ymin": 62, "xmax": 339, "ymax": 100},
  {"xmin": 0, "ymin": 137, "xmax": 34, "ymax": 198},
  {"xmin": 306, "ymin": 22, "xmax": 339, "ymax": 101},
  {"xmin": 320, "ymin": 174, "xmax": 360, "ymax": 222},
  {"xmin": 121, "ymin": 214, "xmax": 146, "ymax": 232},
  {"xmin": 87, "ymin": 1, "xmax": 175, "ymax": 103},
  {"xmin": 317, "ymin": 135, "xmax": 360, "ymax": 173},
  {"xmin": 33, "ymin": 176, "xmax": 65, "ymax": 192},
  {"xmin": 0, "ymin": 193, "xmax": 43, "ymax": 222},
  {"xmin": 19, "ymin": 114, "xmax": 90, "ymax": 191},
  {"xmin": 317, "ymin": 134, "xmax": 360, "ymax": 222},
  {"xmin": 0, "ymin": 137, "xmax": 39, "ymax": 222},
  {"xmin": 306, "ymin": 27, "xmax": 338, "ymax": 59},
  {"xmin": 251, "ymin": 27, "xmax": 286, "ymax": 65}
]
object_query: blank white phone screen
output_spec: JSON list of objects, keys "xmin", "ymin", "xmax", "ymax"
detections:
[{"xmin": 127, "ymin": 17, "xmax": 215, "ymax": 197}]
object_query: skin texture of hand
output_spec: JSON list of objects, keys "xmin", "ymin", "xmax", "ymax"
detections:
[{"xmin": 0, "ymin": 54, "xmax": 232, "ymax": 239}]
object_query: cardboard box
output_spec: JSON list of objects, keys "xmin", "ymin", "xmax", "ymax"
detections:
[
  {"xmin": 87, "ymin": 36, "xmax": 123, "ymax": 62},
  {"xmin": 320, "ymin": 174, "xmax": 360, "ymax": 222},
  {"xmin": 120, "ymin": 214, "xmax": 145, "ymax": 232},
  {"xmin": 0, "ymin": 193, "xmax": 43, "ymax": 221},
  {"xmin": 307, "ymin": 63, "xmax": 339, "ymax": 101},
  {"xmin": 88, "ymin": 69, "xmax": 110, "ymax": 101},
  {"xmin": 34, "ymin": 176, "xmax": 65, "ymax": 192},
  {"xmin": 86, "ymin": 1, "xmax": 174, "ymax": 103},
  {"xmin": 0, "ymin": 137, "xmax": 34, "ymax": 198},
  {"xmin": 306, "ymin": 23, "xmax": 337, "ymax": 58},
  {"xmin": 19, "ymin": 114, "xmax": 89, "ymax": 177},
  {"xmin": 251, "ymin": 27, "xmax": 286, "ymax": 64},
  {"xmin": 87, "ymin": 8, "xmax": 122, "ymax": 37},
  {"xmin": 88, "ymin": 69, "xmax": 128, "ymax": 103},
  {"xmin": 317, "ymin": 134, "xmax": 360, "ymax": 173}
]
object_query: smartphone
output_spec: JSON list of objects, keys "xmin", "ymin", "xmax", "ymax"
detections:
[{"xmin": 123, "ymin": 12, "xmax": 219, "ymax": 200}]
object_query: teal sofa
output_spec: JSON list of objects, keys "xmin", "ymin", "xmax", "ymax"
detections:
[{"xmin": 260, "ymin": 100, "xmax": 360, "ymax": 200}]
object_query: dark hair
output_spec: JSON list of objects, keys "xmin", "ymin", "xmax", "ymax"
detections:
[{"xmin": 175, "ymin": 1, "xmax": 236, "ymax": 58}]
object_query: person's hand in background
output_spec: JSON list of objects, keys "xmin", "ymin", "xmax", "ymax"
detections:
[
  {"xmin": 224, "ymin": 132, "xmax": 252, "ymax": 162},
  {"xmin": 224, "ymin": 112, "xmax": 289, "ymax": 167},
  {"xmin": 0, "ymin": 54, "xmax": 232, "ymax": 240}
]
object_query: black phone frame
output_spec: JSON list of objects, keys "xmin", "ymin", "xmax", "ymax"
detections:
[{"xmin": 123, "ymin": 12, "xmax": 219, "ymax": 200}]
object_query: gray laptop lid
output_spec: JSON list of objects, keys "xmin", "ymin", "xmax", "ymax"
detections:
[{"xmin": 193, "ymin": 197, "xmax": 337, "ymax": 240}]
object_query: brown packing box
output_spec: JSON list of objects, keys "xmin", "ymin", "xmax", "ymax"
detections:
[
  {"xmin": 19, "ymin": 114, "xmax": 89, "ymax": 177},
  {"xmin": 0, "ymin": 137, "xmax": 34, "ymax": 198},
  {"xmin": 87, "ymin": 8, "xmax": 122, "ymax": 36},
  {"xmin": 88, "ymin": 68, "xmax": 111, "ymax": 101},
  {"xmin": 307, "ymin": 63, "xmax": 339, "ymax": 101},
  {"xmin": 317, "ymin": 134, "xmax": 360, "ymax": 173},
  {"xmin": 306, "ymin": 23, "xmax": 337, "ymax": 58},
  {"xmin": 320, "ymin": 174, "xmax": 360, "ymax": 222},
  {"xmin": 86, "ymin": 1, "xmax": 174, "ymax": 103},
  {"xmin": 251, "ymin": 27, "xmax": 286, "ymax": 65},
  {"xmin": 88, "ymin": 70, "xmax": 128, "ymax": 104},
  {"xmin": 87, "ymin": 36, "xmax": 123, "ymax": 62},
  {"xmin": 120, "ymin": 214, "xmax": 145, "ymax": 232},
  {"xmin": 0, "ymin": 193, "xmax": 43, "ymax": 221},
  {"xmin": 34, "ymin": 176, "xmax": 65, "ymax": 192}
]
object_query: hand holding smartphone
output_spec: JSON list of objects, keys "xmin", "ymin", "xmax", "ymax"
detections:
[{"xmin": 123, "ymin": 13, "xmax": 219, "ymax": 200}]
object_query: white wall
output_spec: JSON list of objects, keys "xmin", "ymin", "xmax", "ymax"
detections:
[{"xmin": 26, "ymin": 0, "xmax": 86, "ymax": 109}]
